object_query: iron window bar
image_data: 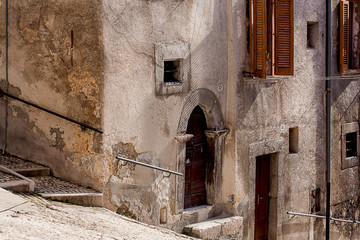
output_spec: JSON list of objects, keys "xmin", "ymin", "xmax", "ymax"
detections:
[
  {"xmin": 287, "ymin": 211, "xmax": 360, "ymax": 224},
  {"xmin": 0, "ymin": 88, "xmax": 103, "ymax": 134},
  {"xmin": 116, "ymin": 155, "xmax": 183, "ymax": 177}
]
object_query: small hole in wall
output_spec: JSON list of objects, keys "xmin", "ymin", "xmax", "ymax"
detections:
[
  {"xmin": 71, "ymin": 30, "xmax": 74, "ymax": 66},
  {"xmin": 163, "ymin": 59, "xmax": 182, "ymax": 84},
  {"xmin": 289, "ymin": 127, "xmax": 299, "ymax": 154},
  {"xmin": 307, "ymin": 22, "xmax": 319, "ymax": 49},
  {"xmin": 71, "ymin": 30, "xmax": 74, "ymax": 48},
  {"xmin": 160, "ymin": 207, "xmax": 167, "ymax": 224},
  {"xmin": 310, "ymin": 188, "xmax": 321, "ymax": 213}
]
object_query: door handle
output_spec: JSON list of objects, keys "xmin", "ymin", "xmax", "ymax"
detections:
[{"xmin": 257, "ymin": 195, "xmax": 263, "ymax": 205}]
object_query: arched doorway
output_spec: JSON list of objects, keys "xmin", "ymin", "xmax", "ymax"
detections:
[
  {"xmin": 184, "ymin": 106, "xmax": 209, "ymax": 208},
  {"xmin": 175, "ymin": 89, "xmax": 227, "ymax": 213}
]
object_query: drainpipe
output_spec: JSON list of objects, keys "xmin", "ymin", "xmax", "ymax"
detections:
[
  {"xmin": 325, "ymin": 0, "xmax": 332, "ymax": 238},
  {"xmin": 3, "ymin": 0, "xmax": 9, "ymax": 154}
]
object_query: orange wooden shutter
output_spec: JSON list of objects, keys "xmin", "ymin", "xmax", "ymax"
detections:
[
  {"xmin": 250, "ymin": 0, "xmax": 267, "ymax": 78},
  {"xmin": 340, "ymin": 0, "xmax": 350, "ymax": 73},
  {"xmin": 274, "ymin": 0, "xmax": 294, "ymax": 75}
]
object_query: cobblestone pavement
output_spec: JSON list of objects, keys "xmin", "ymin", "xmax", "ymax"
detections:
[
  {"xmin": 0, "ymin": 170, "xmax": 22, "ymax": 184},
  {"xmin": 29, "ymin": 176, "xmax": 98, "ymax": 194},
  {"xmin": 0, "ymin": 155, "xmax": 45, "ymax": 170},
  {"xmin": 0, "ymin": 155, "xmax": 99, "ymax": 195},
  {"xmin": 0, "ymin": 194, "xmax": 195, "ymax": 240}
]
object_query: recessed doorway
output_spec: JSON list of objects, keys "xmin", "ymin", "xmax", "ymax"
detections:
[
  {"xmin": 255, "ymin": 154, "xmax": 270, "ymax": 240},
  {"xmin": 184, "ymin": 106, "xmax": 209, "ymax": 209}
]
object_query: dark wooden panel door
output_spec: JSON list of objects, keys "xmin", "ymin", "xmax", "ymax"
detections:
[
  {"xmin": 255, "ymin": 155, "xmax": 270, "ymax": 240},
  {"xmin": 184, "ymin": 106, "xmax": 207, "ymax": 209}
]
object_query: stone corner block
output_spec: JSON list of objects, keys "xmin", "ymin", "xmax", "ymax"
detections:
[
  {"xmin": 184, "ymin": 221, "xmax": 222, "ymax": 240},
  {"xmin": 214, "ymin": 216, "xmax": 243, "ymax": 237}
]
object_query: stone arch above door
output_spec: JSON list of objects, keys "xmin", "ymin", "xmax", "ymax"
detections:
[
  {"xmin": 174, "ymin": 89, "xmax": 227, "ymax": 214},
  {"xmin": 177, "ymin": 89, "xmax": 224, "ymax": 134}
]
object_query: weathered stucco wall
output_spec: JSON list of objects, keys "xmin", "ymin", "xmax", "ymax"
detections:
[
  {"xmin": 1, "ymin": 0, "xmax": 359, "ymax": 238},
  {"xmin": 102, "ymin": 0, "xmax": 231, "ymax": 228},
  {"xmin": 330, "ymin": 0, "xmax": 360, "ymax": 234},
  {"xmin": 232, "ymin": 0, "xmax": 359, "ymax": 238},
  {"xmin": 0, "ymin": 0, "xmax": 105, "ymax": 190}
]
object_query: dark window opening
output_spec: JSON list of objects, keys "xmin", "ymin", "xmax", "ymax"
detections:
[
  {"xmin": 163, "ymin": 59, "xmax": 182, "ymax": 84},
  {"xmin": 289, "ymin": 126, "xmax": 299, "ymax": 154},
  {"xmin": 307, "ymin": 22, "xmax": 319, "ymax": 49},
  {"xmin": 346, "ymin": 132, "xmax": 357, "ymax": 158}
]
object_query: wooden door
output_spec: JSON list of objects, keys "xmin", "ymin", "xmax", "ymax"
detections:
[
  {"xmin": 255, "ymin": 155, "xmax": 270, "ymax": 240},
  {"xmin": 184, "ymin": 106, "xmax": 207, "ymax": 209}
]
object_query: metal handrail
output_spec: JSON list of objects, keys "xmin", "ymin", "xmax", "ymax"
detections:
[
  {"xmin": 116, "ymin": 155, "xmax": 183, "ymax": 176},
  {"xmin": 287, "ymin": 211, "xmax": 360, "ymax": 224},
  {"xmin": 0, "ymin": 88, "xmax": 103, "ymax": 134}
]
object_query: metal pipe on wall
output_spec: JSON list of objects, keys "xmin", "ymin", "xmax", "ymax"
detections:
[
  {"xmin": 325, "ymin": 0, "xmax": 332, "ymax": 238},
  {"xmin": 3, "ymin": 0, "xmax": 9, "ymax": 154}
]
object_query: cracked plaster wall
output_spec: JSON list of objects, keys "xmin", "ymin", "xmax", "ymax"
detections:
[{"xmin": 0, "ymin": 0, "xmax": 105, "ymax": 191}]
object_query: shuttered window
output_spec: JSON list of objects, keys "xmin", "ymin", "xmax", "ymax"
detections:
[
  {"xmin": 250, "ymin": 0, "xmax": 294, "ymax": 78},
  {"xmin": 339, "ymin": 0, "xmax": 360, "ymax": 73},
  {"xmin": 340, "ymin": 0, "xmax": 350, "ymax": 73},
  {"xmin": 250, "ymin": 0, "xmax": 267, "ymax": 78},
  {"xmin": 275, "ymin": 0, "xmax": 294, "ymax": 75}
]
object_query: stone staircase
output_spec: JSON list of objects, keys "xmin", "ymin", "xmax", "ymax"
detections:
[
  {"xmin": 0, "ymin": 155, "xmax": 103, "ymax": 207},
  {"xmin": 183, "ymin": 216, "xmax": 243, "ymax": 240}
]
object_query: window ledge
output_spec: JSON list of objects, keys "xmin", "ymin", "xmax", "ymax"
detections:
[
  {"xmin": 342, "ymin": 156, "xmax": 359, "ymax": 170},
  {"xmin": 343, "ymin": 70, "xmax": 360, "ymax": 75},
  {"xmin": 243, "ymin": 75, "xmax": 289, "ymax": 86},
  {"xmin": 164, "ymin": 82, "xmax": 182, "ymax": 86},
  {"xmin": 322, "ymin": 74, "xmax": 360, "ymax": 81}
]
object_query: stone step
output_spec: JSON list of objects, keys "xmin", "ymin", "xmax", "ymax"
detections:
[
  {"xmin": 183, "ymin": 216, "xmax": 243, "ymax": 240},
  {"xmin": 29, "ymin": 176, "xmax": 103, "ymax": 207},
  {"xmin": 0, "ymin": 166, "xmax": 35, "ymax": 193},
  {"xmin": 0, "ymin": 155, "xmax": 51, "ymax": 177},
  {"xmin": 0, "ymin": 155, "xmax": 103, "ymax": 207},
  {"xmin": 40, "ymin": 193, "xmax": 103, "ymax": 207},
  {"xmin": 12, "ymin": 167, "xmax": 51, "ymax": 177}
]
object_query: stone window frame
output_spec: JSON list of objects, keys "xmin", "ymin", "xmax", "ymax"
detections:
[
  {"xmin": 341, "ymin": 122, "xmax": 359, "ymax": 169},
  {"xmin": 155, "ymin": 42, "xmax": 190, "ymax": 95}
]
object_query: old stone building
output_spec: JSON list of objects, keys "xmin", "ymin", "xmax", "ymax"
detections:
[{"xmin": 0, "ymin": 0, "xmax": 359, "ymax": 239}]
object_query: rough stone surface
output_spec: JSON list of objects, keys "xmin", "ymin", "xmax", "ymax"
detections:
[
  {"xmin": 0, "ymin": 191, "xmax": 196, "ymax": 240},
  {"xmin": 185, "ymin": 222, "xmax": 222, "ymax": 240},
  {"xmin": 184, "ymin": 216, "xmax": 243, "ymax": 240},
  {"xmin": 214, "ymin": 216, "xmax": 243, "ymax": 237}
]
